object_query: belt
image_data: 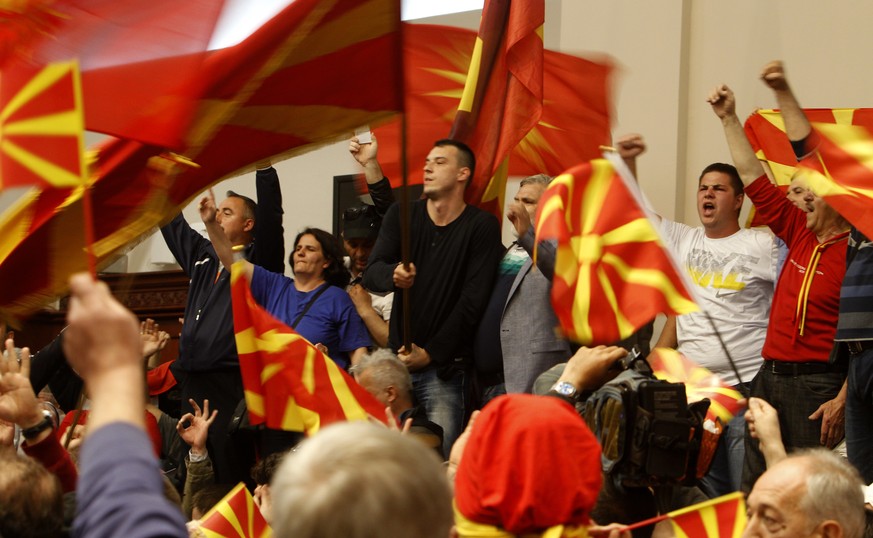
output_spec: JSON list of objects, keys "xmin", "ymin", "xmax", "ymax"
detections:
[
  {"xmin": 846, "ymin": 340, "xmax": 873, "ymax": 356},
  {"xmin": 763, "ymin": 360, "xmax": 839, "ymax": 376}
]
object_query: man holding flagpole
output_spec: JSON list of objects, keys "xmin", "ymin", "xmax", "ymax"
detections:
[{"xmin": 362, "ymin": 139, "xmax": 503, "ymax": 456}]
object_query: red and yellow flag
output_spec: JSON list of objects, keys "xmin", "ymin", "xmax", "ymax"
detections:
[
  {"xmin": 231, "ymin": 261, "xmax": 388, "ymax": 435},
  {"xmin": 198, "ymin": 482, "xmax": 272, "ymax": 538},
  {"xmin": 372, "ymin": 23, "xmax": 612, "ymax": 190},
  {"xmin": 797, "ymin": 122, "xmax": 873, "ymax": 240},
  {"xmin": 535, "ymin": 159, "xmax": 698, "ymax": 344},
  {"xmin": 743, "ymin": 108, "xmax": 873, "ymax": 227},
  {"xmin": 2, "ymin": 0, "xmax": 227, "ymax": 148},
  {"xmin": 0, "ymin": 0, "xmax": 404, "ymax": 319},
  {"xmin": 449, "ymin": 0, "xmax": 545, "ymax": 219},
  {"xmin": 668, "ymin": 492, "xmax": 746, "ymax": 538},
  {"xmin": 647, "ymin": 347, "xmax": 743, "ymax": 424},
  {"xmin": 0, "ymin": 59, "xmax": 86, "ymax": 189}
]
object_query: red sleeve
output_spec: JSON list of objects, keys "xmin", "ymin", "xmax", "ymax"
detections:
[
  {"xmin": 23, "ymin": 432, "xmax": 78, "ymax": 492},
  {"xmin": 145, "ymin": 411, "xmax": 163, "ymax": 458},
  {"xmin": 744, "ymin": 175, "xmax": 806, "ymax": 246}
]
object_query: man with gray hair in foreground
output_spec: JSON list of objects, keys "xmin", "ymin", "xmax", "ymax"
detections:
[
  {"xmin": 351, "ymin": 348, "xmax": 444, "ymax": 454},
  {"xmin": 270, "ymin": 421, "xmax": 453, "ymax": 538},
  {"xmin": 743, "ymin": 448, "xmax": 865, "ymax": 538}
]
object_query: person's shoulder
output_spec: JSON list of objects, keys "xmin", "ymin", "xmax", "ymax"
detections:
[
  {"xmin": 737, "ymin": 227, "xmax": 778, "ymax": 248},
  {"xmin": 463, "ymin": 204, "xmax": 500, "ymax": 227}
]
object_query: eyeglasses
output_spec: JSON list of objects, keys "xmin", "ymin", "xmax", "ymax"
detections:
[{"xmin": 343, "ymin": 205, "xmax": 375, "ymax": 221}]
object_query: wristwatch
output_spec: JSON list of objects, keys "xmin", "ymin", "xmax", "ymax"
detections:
[
  {"xmin": 21, "ymin": 409, "xmax": 54, "ymax": 440},
  {"xmin": 550, "ymin": 381, "xmax": 579, "ymax": 400}
]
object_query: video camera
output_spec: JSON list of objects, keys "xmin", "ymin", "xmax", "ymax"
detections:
[{"xmin": 579, "ymin": 347, "xmax": 712, "ymax": 488}]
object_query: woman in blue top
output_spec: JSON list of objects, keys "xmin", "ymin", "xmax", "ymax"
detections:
[{"xmin": 202, "ymin": 191, "xmax": 370, "ymax": 369}]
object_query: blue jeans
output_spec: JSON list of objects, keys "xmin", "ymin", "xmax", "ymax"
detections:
[
  {"xmin": 742, "ymin": 363, "xmax": 845, "ymax": 492},
  {"xmin": 412, "ymin": 367, "xmax": 467, "ymax": 458},
  {"xmin": 846, "ymin": 347, "xmax": 873, "ymax": 483}
]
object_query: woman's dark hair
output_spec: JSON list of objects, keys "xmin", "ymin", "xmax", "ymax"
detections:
[{"xmin": 291, "ymin": 227, "xmax": 351, "ymax": 288}]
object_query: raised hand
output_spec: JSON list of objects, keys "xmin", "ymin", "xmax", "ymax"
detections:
[
  {"xmin": 616, "ymin": 133, "xmax": 647, "ymax": 161},
  {"xmin": 706, "ymin": 84, "xmax": 737, "ymax": 119},
  {"xmin": 0, "ymin": 338, "xmax": 43, "ymax": 430},
  {"xmin": 140, "ymin": 318, "xmax": 170, "ymax": 360},
  {"xmin": 176, "ymin": 398, "xmax": 218, "ymax": 457},
  {"xmin": 198, "ymin": 188, "xmax": 218, "ymax": 225},
  {"xmin": 760, "ymin": 60, "xmax": 789, "ymax": 91},
  {"xmin": 349, "ymin": 134, "xmax": 379, "ymax": 167}
]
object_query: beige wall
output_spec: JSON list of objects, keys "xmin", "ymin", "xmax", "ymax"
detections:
[{"xmin": 124, "ymin": 0, "xmax": 873, "ymax": 274}]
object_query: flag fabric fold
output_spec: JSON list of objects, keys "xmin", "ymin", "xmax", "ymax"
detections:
[
  {"xmin": 797, "ymin": 122, "xmax": 873, "ymax": 240},
  {"xmin": 668, "ymin": 492, "xmax": 746, "ymax": 538},
  {"xmin": 647, "ymin": 347, "xmax": 743, "ymax": 424},
  {"xmin": 449, "ymin": 0, "xmax": 545, "ymax": 219},
  {"xmin": 0, "ymin": 0, "xmax": 404, "ymax": 319},
  {"xmin": 371, "ymin": 23, "xmax": 612, "ymax": 190},
  {"xmin": 743, "ymin": 108, "xmax": 873, "ymax": 227},
  {"xmin": 534, "ymin": 159, "xmax": 698, "ymax": 344},
  {"xmin": 197, "ymin": 482, "xmax": 272, "ymax": 538},
  {"xmin": 230, "ymin": 261, "xmax": 387, "ymax": 435}
]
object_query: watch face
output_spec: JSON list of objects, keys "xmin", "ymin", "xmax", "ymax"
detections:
[{"xmin": 554, "ymin": 382, "xmax": 576, "ymax": 397}]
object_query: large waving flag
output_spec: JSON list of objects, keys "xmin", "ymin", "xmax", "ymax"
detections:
[
  {"xmin": 198, "ymin": 482, "xmax": 271, "ymax": 538},
  {"xmin": 669, "ymin": 492, "xmax": 746, "ymax": 538},
  {"xmin": 0, "ymin": 0, "xmax": 403, "ymax": 320},
  {"xmin": 796, "ymin": 122, "xmax": 873, "ymax": 240},
  {"xmin": 647, "ymin": 347, "xmax": 743, "ymax": 424},
  {"xmin": 743, "ymin": 108, "xmax": 873, "ymax": 226},
  {"xmin": 231, "ymin": 261, "xmax": 388, "ymax": 435},
  {"xmin": 449, "ymin": 0, "xmax": 545, "ymax": 219},
  {"xmin": 535, "ymin": 159, "xmax": 698, "ymax": 344},
  {"xmin": 372, "ymin": 23, "xmax": 612, "ymax": 190}
]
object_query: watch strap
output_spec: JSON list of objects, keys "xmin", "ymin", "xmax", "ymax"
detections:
[{"xmin": 21, "ymin": 410, "xmax": 54, "ymax": 439}]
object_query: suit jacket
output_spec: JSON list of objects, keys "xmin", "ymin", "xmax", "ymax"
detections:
[{"xmin": 500, "ymin": 254, "xmax": 571, "ymax": 393}]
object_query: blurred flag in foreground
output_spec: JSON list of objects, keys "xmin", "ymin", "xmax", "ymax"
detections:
[
  {"xmin": 535, "ymin": 158, "xmax": 697, "ymax": 344},
  {"xmin": 231, "ymin": 261, "xmax": 387, "ymax": 435}
]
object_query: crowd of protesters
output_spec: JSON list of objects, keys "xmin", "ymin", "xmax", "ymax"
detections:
[{"xmin": 0, "ymin": 60, "xmax": 870, "ymax": 538}]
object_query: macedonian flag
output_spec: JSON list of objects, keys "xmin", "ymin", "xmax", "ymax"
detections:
[
  {"xmin": 372, "ymin": 23, "xmax": 612, "ymax": 190},
  {"xmin": 0, "ymin": 60, "xmax": 86, "ymax": 190},
  {"xmin": 648, "ymin": 347, "xmax": 743, "ymax": 424},
  {"xmin": 450, "ymin": 0, "xmax": 545, "ymax": 219},
  {"xmin": 668, "ymin": 492, "xmax": 746, "ymax": 538},
  {"xmin": 198, "ymin": 482, "xmax": 271, "ymax": 538},
  {"xmin": 743, "ymin": 108, "xmax": 873, "ymax": 227},
  {"xmin": 231, "ymin": 261, "xmax": 388, "ymax": 435},
  {"xmin": 535, "ymin": 159, "xmax": 698, "ymax": 344}
]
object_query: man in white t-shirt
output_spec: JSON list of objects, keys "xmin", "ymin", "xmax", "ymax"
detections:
[{"xmin": 620, "ymin": 134, "xmax": 777, "ymax": 497}]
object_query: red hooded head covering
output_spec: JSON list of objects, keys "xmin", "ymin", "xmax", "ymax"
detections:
[{"xmin": 454, "ymin": 394, "xmax": 602, "ymax": 534}]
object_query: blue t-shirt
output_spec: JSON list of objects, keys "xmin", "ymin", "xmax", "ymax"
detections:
[{"xmin": 251, "ymin": 266, "xmax": 371, "ymax": 368}]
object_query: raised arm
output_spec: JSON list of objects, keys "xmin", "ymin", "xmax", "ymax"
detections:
[
  {"xmin": 200, "ymin": 189, "xmax": 254, "ymax": 280},
  {"xmin": 64, "ymin": 274, "xmax": 187, "ymax": 538},
  {"xmin": 349, "ymin": 134, "xmax": 395, "ymax": 217},
  {"xmin": 253, "ymin": 163, "xmax": 285, "ymax": 273},
  {"xmin": 616, "ymin": 133, "xmax": 646, "ymax": 179},
  {"xmin": 707, "ymin": 84, "xmax": 766, "ymax": 185},
  {"xmin": 760, "ymin": 61, "xmax": 811, "ymax": 145}
]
